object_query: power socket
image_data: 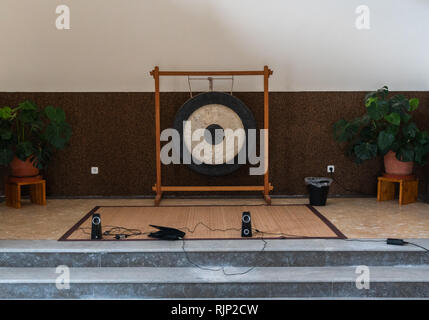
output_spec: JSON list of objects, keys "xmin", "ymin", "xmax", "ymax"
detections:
[
  {"xmin": 327, "ymin": 165, "xmax": 335, "ymax": 173},
  {"xmin": 91, "ymin": 167, "xmax": 99, "ymax": 175}
]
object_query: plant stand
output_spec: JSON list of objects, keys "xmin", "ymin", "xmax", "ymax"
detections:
[
  {"xmin": 5, "ymin": 178, "xmax": 46, "ymax": 209},
  {"xmin": 377, "ymin": 176, "xmax": 418, "ymax": 205}
]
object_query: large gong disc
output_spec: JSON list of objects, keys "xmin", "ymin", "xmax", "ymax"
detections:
[{"xmin": 173, "ymin": 92, "xmax": 256, "ymax": 176}]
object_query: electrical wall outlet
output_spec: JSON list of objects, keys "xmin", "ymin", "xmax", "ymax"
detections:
[
  {"xmin": 91, "ymin": 167, "xmax": 99, "ymax": 174},
  {"xmin": 327, "ymin": 165, "xmax": 335, "ymax": 173}
]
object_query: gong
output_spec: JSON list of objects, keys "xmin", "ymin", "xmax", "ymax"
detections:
[{"xmin": 173, "ymin": 92, "xmax": 257, "ymax": 176}]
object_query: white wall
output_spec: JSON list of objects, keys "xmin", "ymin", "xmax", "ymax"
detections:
[{"xmin": 1, "ymin": 0, "xmax": 428, "ymax": 92}]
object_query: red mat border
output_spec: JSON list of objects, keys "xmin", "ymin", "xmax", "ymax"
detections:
[{"xmin": 58, "ymin": 204, "xmax": 346, "ymax": 241}]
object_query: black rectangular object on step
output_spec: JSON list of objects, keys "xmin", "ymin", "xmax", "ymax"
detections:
[
  {"xmin": 241, "ymin": 211, "xmax": 252, "ymax": 237},
  {"xmin": 91, "ymin": 213, "xmax": 102, "ymax": 240}
]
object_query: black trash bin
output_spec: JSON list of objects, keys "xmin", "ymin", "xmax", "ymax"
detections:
[{"xmin": 304, "ymin": 177, "xmax": 333, "ymax": 206}]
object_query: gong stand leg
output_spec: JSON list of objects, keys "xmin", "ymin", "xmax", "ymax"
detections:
[
  {"xmin": 154, "ymin": 191, "xmax": 163, "ymax": 206},
  {"xmin": 263, "ymin": 65, "xmax": 271, "ymax": 205},
  {"xmin": 154, "ymin": 66, "xmax": 163, "ymax": 206},
  {"xmin": 264, "ymin": 194, "xmax": 272, "ymax": 205}
]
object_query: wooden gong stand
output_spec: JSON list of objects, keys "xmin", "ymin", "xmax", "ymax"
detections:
[{"xmin": 150, "ymin": 66, "xmax": 274, "ymax": 206}]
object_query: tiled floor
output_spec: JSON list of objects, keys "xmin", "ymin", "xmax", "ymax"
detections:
[{"xmin": 0, "ymin": 197, "xmax": 428, "ymax": 239}]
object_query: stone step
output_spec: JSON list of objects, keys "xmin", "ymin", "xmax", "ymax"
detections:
[
  {"xmin": 1, "ymin": 266, "xmax": 428, "ymax": 298},
  {"xmin": 1, "ymin": 239, "xmax": 428, "ymax": 267}
]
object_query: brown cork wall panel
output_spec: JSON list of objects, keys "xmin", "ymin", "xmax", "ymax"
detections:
[{"xmin": 0, "ymin": 91, "xmax": 428, "ymax": 200}]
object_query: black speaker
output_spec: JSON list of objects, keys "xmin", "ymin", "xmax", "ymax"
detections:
[
  {"xmin": 91, "ymin": 213, "xmax": 102, "ymax": 240},
  {"xmin": 241, "ymin": 211, "xmax": 252, "ymax": 237}
]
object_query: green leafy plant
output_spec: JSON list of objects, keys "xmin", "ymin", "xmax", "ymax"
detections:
[
  {"xmin": 333, "ymin": 86, "xmax": 429, "ymax": 165},
  {"xmin": 0, "ymin": 101, "xmax": 71, "ymax": 168}
]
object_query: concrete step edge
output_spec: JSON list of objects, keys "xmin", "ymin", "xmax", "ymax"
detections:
[
  {"xmin": 1, "ymin": 266, "xmax": 429, "ymax": 284},
  {"xmin": 1, "ymin": 239, "xmax": 428, "ymax": 253}
]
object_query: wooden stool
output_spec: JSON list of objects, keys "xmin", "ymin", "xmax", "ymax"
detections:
[
  {"xmin": 377, "ymin": 176, "xmax": 418, "ymax": 205},
  {"xmin": 5, "ymin": 179, "xmax": 46, "ymax": 209}
]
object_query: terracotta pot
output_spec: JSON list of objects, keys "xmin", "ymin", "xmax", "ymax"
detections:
[
  {"xmin": 384, "ymin": 150, "xmax": 414, "ymax": 176},
  {"xmin": 9, "ymin": 156, "xmax": 39, "ymax": 178}
]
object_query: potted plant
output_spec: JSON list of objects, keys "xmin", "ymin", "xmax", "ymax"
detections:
[
  {"xmin": 333, "ymin": 86, "xmax": 429, "ymax": 176},
  {"xmin": 0, "ymin": 100, "xmax": 71, "ymax": 180}
]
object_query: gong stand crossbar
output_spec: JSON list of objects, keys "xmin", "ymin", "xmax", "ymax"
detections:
[{"xmin": 150, "ymin": 66, "xmax": 273, "ymax": 206}]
